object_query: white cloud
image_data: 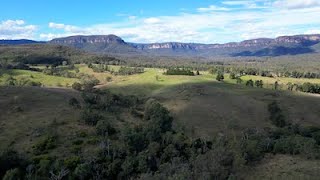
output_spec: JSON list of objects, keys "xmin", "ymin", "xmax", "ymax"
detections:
[
  {"xmin": 305, "ymin": 29, "xmax": 320, "ymax": 34},
  {"xmin": 274, "ymin": 0, "xmax": 320, "ymax": 9},
  {"xmin": 143, "ymin": 18, "xmax": 161, "ymax": 24},
  {"xmin": 197, "ymin": 5, "xmax": 230, "ymax": 12},
  {"xmin": 0, "ymin": 20, "xmax": 37, "ymax": 39},
  {"xmin": 49, "ymin": 22, "xmax": 65, "ymax": 29},
  {"xmin": 36, "ymin": 1, "xmax": 320, "ymax": 43}
]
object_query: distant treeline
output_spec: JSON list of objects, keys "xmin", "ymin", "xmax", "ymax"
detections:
[
  {"xmin": 164, "ymin": 68, "xmax": 195, "ymax": 76},
  {"xmin": 288, "ymin": 82, "xmax": 320, "ymax": 94}
]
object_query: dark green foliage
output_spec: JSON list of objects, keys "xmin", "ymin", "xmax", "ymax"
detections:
[
  {"xmin": 298, "ymin": 82, "xmax": 320, "ymax": 94},
  {"xmin": 246, "ymin": 79, "xmax": 254, "ymax": 87},
  {"xmin": 0, "ymin": 150, "xmax": 25, "ymax": 179},
  {"xmin": 193, "ymin": 147, "xmax": 234, "ymax": 179},
  {"xmin": 81, "ymin": 77, "xmax": 100, "ymax": 91},
  {"xmin": 96, "ymin": 120, "xmax": 116, "ymax": 136},
  {"xmin": 255, "ymin": 80, "xmax": 263, "ymax": 88},
  {"xmin": 273, "ymin": 135, "xmax": 318, "ymax": 158},
  {"xmin": 240, "ymin": 128, "xmax": 272, "ymax": 162},
  {"xmin": 32, "ymin": 135, "xmax": 56, "ymax": 155},
  {"xmin": 42, "ymin": 66, "xmax": 77, "ymax": 78},
  {"xmin": 229, "ymin": 72, "xmax": 236, "ymax": 79},
  {"xmin": 144, "ymin": 99, "xmax": 173, "ymax": 133},
  {"xmin": 2, "ymin": 168, "xmax": 21, "ymax": 180},
  {"xmin": 216, "ymin": 72, "xmax": 224, "ymax": 81},
  {"xmin": 72, "ymin": 82, "xmax": 82, "ymax": 91},
  {"xmin": 268, "ymin": 101, "xmax": 287, "ymax": 128},
  {"xmin": 81, "ymin": 109, "xmax": 103, "ymax": 126},
  {"xmin": 69, "ymin": 97, "xmax": 81, "ymax": 108},
  {"xmin": 89, "ymin": 64, "xmax": 109, "ymax": 73},
  {"xmin": 64, "ymin": 156, "xmax": 81, "ymax": 170},
  {"xmin": 274, "ymin": 81, "xmax": 279, "ymax": 90},
  {"xmin": 164, "ymin": 68, "xmax": 194, "ymax": 76},
  {"xmin": 74, "ymin": 163, "xmax": 91, "ymax": 180},
  {"xmin": 115, "ymin": 66, "xmax": 144, "ymax": 75}
]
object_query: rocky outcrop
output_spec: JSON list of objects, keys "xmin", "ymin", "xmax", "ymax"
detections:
[{"xmin": 50, "ymin": 35, "xmax": 126, "ymax": 45}]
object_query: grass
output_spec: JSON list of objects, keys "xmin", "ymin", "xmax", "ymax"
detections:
[
  {"xmin": 0, "ymin": 87, "xmax": 86, "ymax": 156},
  {"xmin": 0, "ymin": 69, "xmax": 78, "ymax": 87},
  {"xmin": 1, "ymin": 65, "xmax": 320, "ymax": 138},
  {"xmin": 243, "ymin": 154, "xmax": 320, "ymax": 180},
  {"xmin": 73, "ymin": 65, "xmax": 320, "ymax": 137}
]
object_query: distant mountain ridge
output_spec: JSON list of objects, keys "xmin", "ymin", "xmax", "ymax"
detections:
[
  {"xmin": 2, "ymin": 34, "xmax": 320, "ymax": 57},
  {"xmin": 0, "ymin": 39, "xmax": 44, "ymax": 45},
  {"xmin": 49, "ymin": 34, "xmax": 320, "ymax": 57}
]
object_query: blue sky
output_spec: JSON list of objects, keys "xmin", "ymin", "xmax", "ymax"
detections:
[{"xmin": 1, "ymin": 0, "xmax": 320, "ymax": 43}]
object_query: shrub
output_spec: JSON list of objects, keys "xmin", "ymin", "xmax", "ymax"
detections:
[
  {"xmin": 216, "ymin": 72, "xmax": 224, "ymax": 81},
  {"xmin": 74, "ymin": 163, "xmax": 91, "ymax": 180},
  {"xmin": 64, "ymin": 156, "xmax": 81, "ymax": 170},
  {"xmin": 96, "ymin": 120, "xmax": 116, "ymax": 136},
  {"xmin": 164, "ymin": 68, "xmax": 194, "ymax": 76},
  {"xmin": 69, "ymin": 98, "xmax": 81, "ymax": 108},
  {"xmin": 72, "ymin": 82, "xmax": 82, "ymax": 91},
  {"xmin": 268, "ymin": 101, "xmax": 287, "ymax": 128},
  {"xmin": 144, "ymin": 99, "xmax": 173, "ymax": 133},
  {"xmin": 2, "ymin": 168, "xmax": 21, "ymax": 180},
  {"xmin": 246, "ymin": 79, "xmax": 254, "ymax": 87},
  {"xmin": 229, "ymin": 72, "xmax": 236, "ymax": 79},
  {"xmin": 81, "ymin": 110, "xmax": 103, "ymax": 126},
  {"xmin": 273, "ymin": 135, "xmax": 317, "ymax": 158},
  {"xmin": 32, "ymin": 135, "xmax": 56, "ymax": 155}
]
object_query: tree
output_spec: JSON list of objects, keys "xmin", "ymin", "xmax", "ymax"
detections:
[
  {"xmin": 96, "ymin": 120, "xmax": 116, "ymax": 136},
  {"xmin": 196, "ymin": 71, "xmax": 200, "ymax": 75},
  {"xmin": 268, "ymin": 101, "xmax": 286, "ymax": 128},
  {"xmin": 216, "ymin": 72, "xmax": 224, "ymax": 81},
  {"xmin": 246, "ymin": 79, "xmax": 254, "ymax": 87},
  {"xmin": 229, "ymin": 72, "xmax": 236, "ymax": 79},
  {"xmin": 236, "ymin": 77, "xmax": 243, "ymax": 84},
  {"xmin": 287, "ymin": 82, "xmax": 294, "ymax": 91},
  {"xmin": 255, "ymin": 80, "xmax": 263, "ymax": 88},
  {"xmin": 3, "ymin": 168, "xmax": 21, "ymax": 180},
  {"xmin": 274, "ymin": 81, "xmax": 279, "ymax": 90}
]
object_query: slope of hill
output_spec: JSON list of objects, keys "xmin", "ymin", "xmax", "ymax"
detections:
[{"xmin": 0, "ymin": 44, "xmax": 122, "ymax": 66}]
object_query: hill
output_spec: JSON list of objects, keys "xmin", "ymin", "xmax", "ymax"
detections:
[
  {"xmin": 0, "ymin": 44, "xmax": 122, "ymax": 67},
  {"xmin": 0, "ymin": 39, "xmax": 43, "ymax": 45}
]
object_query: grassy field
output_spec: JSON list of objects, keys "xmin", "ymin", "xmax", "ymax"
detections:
[
  {"xmin": 1, "ymin": 65, "xmax": 320, "ymax": 138},
  {"xmin": 242, "ymin": 154, "xmax": 320, "ymax": 180},
  {"xmin": 0, "ymin": 69, "xmax": 78, "ymax": 87},
  {"xmin": 67, "ymin": 66, "xmax": 320, "ymax": 137}
]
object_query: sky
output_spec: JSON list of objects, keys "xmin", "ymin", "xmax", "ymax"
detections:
[{"xmin": 1, "ymin": 0, "xmax": 320, "ymax": 43}]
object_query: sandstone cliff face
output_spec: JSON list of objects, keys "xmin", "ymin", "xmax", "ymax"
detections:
[
  {"xmin": 131, "ymin": 35, "xmax": 320, "ymax": 50},
  {"xmin": 50, "ymin": 35, "xmax": 126, "ymax": 45},
  {"xmin": 48, "ymin": 34, "xmax": 320, "ymax": 57}
]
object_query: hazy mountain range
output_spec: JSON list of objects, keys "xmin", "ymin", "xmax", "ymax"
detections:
[{"xmin": 1, "ymin": 34, "xmax": 320, "ymax": 57}]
